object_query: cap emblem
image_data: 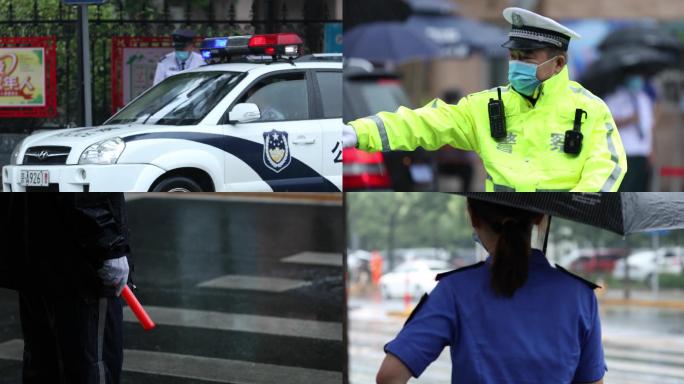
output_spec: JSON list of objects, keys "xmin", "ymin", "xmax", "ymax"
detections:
[{"xmin": 512, "ymin": 13, "xmax": 524, "ymax": 27}]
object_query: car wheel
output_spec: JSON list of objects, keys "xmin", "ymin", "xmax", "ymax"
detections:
[{"xmin": 152, "ymin": 176, "xmax": 203, "ymax": 192}]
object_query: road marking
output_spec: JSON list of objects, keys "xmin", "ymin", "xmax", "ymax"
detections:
[
  {"xmin": 0, "ymin": 339, "xmax": 21, "ymax": 361},
  {"xmin": 607, "ymin": 358, "xmax": 684, "ymax": 380},
  {"xmin": 0, "ymin": 339, "xmax": 342, "ymax": 384},
  {"xmin": 197, "ymin": 275, "xmax": 310, "ymax": 292},
  {"xmin": 123, "ymin": 306, "xmax": 342, "ymax": 341},
  {"xmin": 606, "ymin": 347, "xmax": 684, "ymax": 367},
  {"xmin": 281, "ymin": 252, "xmax": 342, "ymax": 267}
]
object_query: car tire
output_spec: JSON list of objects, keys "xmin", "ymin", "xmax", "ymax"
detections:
[{"xmin": 152, "ymin": 176, "xmax": 204, "ymax": 192}]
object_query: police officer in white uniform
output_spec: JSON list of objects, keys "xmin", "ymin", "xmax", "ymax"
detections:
[{"xmin": 153, "ymin": 29, "xmax": 205, "ymax": 85}]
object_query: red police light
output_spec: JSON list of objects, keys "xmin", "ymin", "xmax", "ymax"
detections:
[{"xmin": 248, "ymin": 33, "xmax": 303, "ymax": 57}]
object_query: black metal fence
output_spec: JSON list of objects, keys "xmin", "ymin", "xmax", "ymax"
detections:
[{"xmin": 0, "ymin": 0, "xmax": 340, "ymax": 132}]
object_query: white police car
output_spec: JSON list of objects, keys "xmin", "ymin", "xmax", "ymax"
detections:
[{"xmin": 2, "ymin": 33, "xmax": 342, "ymax": 192}]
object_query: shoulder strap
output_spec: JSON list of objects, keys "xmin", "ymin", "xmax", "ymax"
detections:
[
  {"xmin": 435, "ymin": 261, "xmax": 486, "ymax": 281},
  {"xmin": 554, "ymin": 264, "xmax": 601, "ymax": 290}
]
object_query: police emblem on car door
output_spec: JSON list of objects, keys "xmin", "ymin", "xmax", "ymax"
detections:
[{"xmin": 263, "ymin": 129, "xmax": 291, "ymax": 172}]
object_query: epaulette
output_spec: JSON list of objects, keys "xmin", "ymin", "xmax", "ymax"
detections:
[
  {"xmin": 435, "ymin": 261, "xmax": 486, "ymax": 281},
  {"xmin": 554, "ymin": 264, "xmax": 601, "ymax": 290},
  {"xmin": 159, "ymin": 52, "xmax": 172, "ymax": 63}
]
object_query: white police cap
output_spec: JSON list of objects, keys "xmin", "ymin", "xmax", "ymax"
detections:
[{"xmin": 502, "ymin": 7, "xmax": 581, "ymax": 51}]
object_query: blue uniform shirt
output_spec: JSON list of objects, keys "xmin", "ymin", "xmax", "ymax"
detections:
[{"xmin": 384, "ymin": 249, "xmax": 607, "ymax": 384}]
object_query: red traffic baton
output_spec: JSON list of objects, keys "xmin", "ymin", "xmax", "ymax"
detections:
[{"xmin": 122, "ymin": 285, "xmax": 156, "ymax": 331}]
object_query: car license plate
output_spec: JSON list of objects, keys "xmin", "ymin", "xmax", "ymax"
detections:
[{"xmin": 19, "ymin": 170, "xmax": 49, "ymax": 187}]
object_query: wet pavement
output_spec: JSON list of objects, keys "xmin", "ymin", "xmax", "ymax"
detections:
[
  {"xmin": 348, "ymin": 295, "xmax": 684, "ymax": 384},
  {"xmin": 0, "ymin": 194, "xmax": 345, "ymax": 384}
]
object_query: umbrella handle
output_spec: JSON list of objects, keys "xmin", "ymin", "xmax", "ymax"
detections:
[
  {"xmin": 543, "ymin": 216, "xmax": 552, "ymax": 254},
  {"xmin": 122, "ymin": 285, "xmax": 156, "ymax": 331}
]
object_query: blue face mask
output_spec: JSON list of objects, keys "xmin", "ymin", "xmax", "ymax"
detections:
[
  {"xmin": 508, "ymin": 56, "xmax": 557, "ymax": 97},
  {"xmin": 626, "ymin": 75, "xmax": 644, "ymax": 93},
  {"xmin": 175, "ymin": 51, "xmax": 190, "ymax": 62}
]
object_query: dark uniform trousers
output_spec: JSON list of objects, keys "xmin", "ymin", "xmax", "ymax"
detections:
[{"xmin": 19, "ymin": 293, "xmax": 123, "ymax": 384}]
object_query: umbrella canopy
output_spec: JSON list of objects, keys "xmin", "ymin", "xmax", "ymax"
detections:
[
  {"xmin": 404, "ymin": 0, "xmax": 459, "ymax": 15},
  {"xmin": 458, "ymin": 193, "xmax": 684, "ymax": 236},
  {"xmin": 579, "ymin": 46, "xmax": 677, "ymax": 97},
  {"xmin": 406, "ymin": 14, "xmax": 508, "ymax": 58},
  {"xmin": 344, "ymin": 21, "xmax": 441, "ymax": 64},
  {"xmin": 598, "ymin": 25, "xmax": 684, "ymax": 58}
]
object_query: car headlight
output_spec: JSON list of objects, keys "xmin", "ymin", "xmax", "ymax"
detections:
[
  {"xmin": 9, "ymin": 138, "xmax": 25, "ymax": 165},
  {"xmin": 79, "ymin": 137, "xmax": 125, "ymax": 165}
]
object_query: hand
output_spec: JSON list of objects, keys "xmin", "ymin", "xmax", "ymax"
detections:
[
  {"xmin": 343, "ymin": 125, "xmax": 358, "ymax": 148},
  {"xmin": 98, "ymin": 256, "xmax": 130, "ymax": 296}
]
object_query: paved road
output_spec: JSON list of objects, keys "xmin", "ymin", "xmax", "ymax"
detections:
[
  {"xmin": 0, "ymin": 195, "xmax": 345, "ymax": 384},
  {"xmin": 349, "ymin": 296, "xmax": 684, "ymax": 384}
]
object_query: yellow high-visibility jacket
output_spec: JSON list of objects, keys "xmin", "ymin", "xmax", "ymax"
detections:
[{"xmin": 349, "ymin": 67, "xmax": 627, "ymax": 191}]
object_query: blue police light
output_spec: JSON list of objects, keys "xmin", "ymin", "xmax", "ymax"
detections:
[
  {"xmin": 200, "ymin": 34, "xmax": 303, "ymax": 64},
  {"xmin": 205, "ymin": 38, "xmax": 228, "ymax": 49}
]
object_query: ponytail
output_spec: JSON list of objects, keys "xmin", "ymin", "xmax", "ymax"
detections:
[{"xmin": 467, "ymin": 199, "xmax": 542, "ymax": 297}]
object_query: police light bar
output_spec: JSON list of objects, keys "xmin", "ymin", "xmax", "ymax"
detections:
[
  {"xmin": 248, "ymin": 33, "xmax": 303, "ymax": 58},
  {"xmin": 200, "ymin": 33, "xmax": 303, "ymax": 64},
  {"xmin": 200, "ymin": 36, "xmax": 251, "ymax": 64}
]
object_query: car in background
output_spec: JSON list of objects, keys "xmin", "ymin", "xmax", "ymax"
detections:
[
  {"xmin": 343, "ymin": 148, "xmax": 391, "ymax": 190},
  {"xmin": 612, "ymin": 247, "xmax": 684, "ymax": 282},
  {"xmin": 379, "ymin": 259, "xmax": 451, "ymax": 299},
  {"xmin": 343, "ymin": 59, "xmax": 423, "ymax": 190},
  {"xmin": 567, "ymin": 248, "xmax": 628, "ymax": 275}
]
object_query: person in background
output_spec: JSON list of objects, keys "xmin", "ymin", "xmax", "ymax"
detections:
[
  {"xmin": 604, "ymin": 73, "xmax": 655, "ymax": 191},
  {"xmin": 153, "ymin": 29, "xmax": 205, "ymax": 85},
  {"xmin": 0, "ymin": 194, "xmax": 132, "ymax": 384}
]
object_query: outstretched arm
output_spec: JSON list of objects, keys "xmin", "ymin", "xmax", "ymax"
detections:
[{"xmin": 349, "ymin": 98, "xmax": 479, "ymax": 153}]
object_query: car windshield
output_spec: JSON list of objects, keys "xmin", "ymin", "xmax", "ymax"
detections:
[{"xmin": 105, "ymin": 71, "xmax": 244, "ymax": 126}]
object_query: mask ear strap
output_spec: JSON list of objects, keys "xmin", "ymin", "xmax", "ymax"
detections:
[{"xmin": 540, "ymin": 55, "xmax": 559, "ymax": 67}]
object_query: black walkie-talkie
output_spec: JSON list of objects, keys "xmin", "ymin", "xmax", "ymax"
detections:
[
  {"xmin": 564, "ymin": 109, "xmax": 586, "ymax": 155},
  {"xmin": 488, "ymin": 87, "xmax": 506, "ymax": 139}
]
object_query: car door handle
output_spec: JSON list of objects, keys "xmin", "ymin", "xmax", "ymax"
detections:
[{"xmin": 292, "ymin": 136, "xmax": 316, "ymax": 145}]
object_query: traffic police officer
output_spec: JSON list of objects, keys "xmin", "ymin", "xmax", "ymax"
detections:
[
  {"xmin": 376, "ymin": 197, "xmax": 606, "ymax": 384},
  {"xmin": 0, "ymin": 194, "xmax": 131, "ymax": 384},
  {"xmin": 343, "ymin": 7, "xmax": 627, "ymax": 192},
  {"xmin": 153, "ymin": 29, "xmax": 205, "ymax": 85}
]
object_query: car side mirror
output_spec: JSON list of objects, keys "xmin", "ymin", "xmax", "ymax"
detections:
[{"xmin": 228, "ymin": 103, "xmax": 261, "ymax": 123}]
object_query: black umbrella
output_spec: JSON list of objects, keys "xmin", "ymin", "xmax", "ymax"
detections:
[
  {"xmin": 404, "ymin": 0, "xmax": 458, "ymax": 16},
  {"xmin": 344, "ymin": 22, "xmax": 441, "ymax": 64},
  {"xmin": 458, "ymin": 193, "xmax": 684, "ymax": 236},
  {"xmin": 405, "ymin": 14, "xmax": 508, "ymax": 58},
  {"xmin": 598, "ymin": 25, "xmax": 684, "ymax": 58},
  {"xmin": 579, "ymin": 46, "xmax": 677, "ymax": 97}
]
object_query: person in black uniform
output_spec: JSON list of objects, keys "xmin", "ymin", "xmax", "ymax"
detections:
[{"xmin": 0, "ymin": 193, "xmax": 131, "ymax": 384}]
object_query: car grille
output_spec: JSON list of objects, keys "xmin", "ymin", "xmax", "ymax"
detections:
[{"xmin": 23, "ymin": 146, "xmax": 71, "ymax": 165}]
